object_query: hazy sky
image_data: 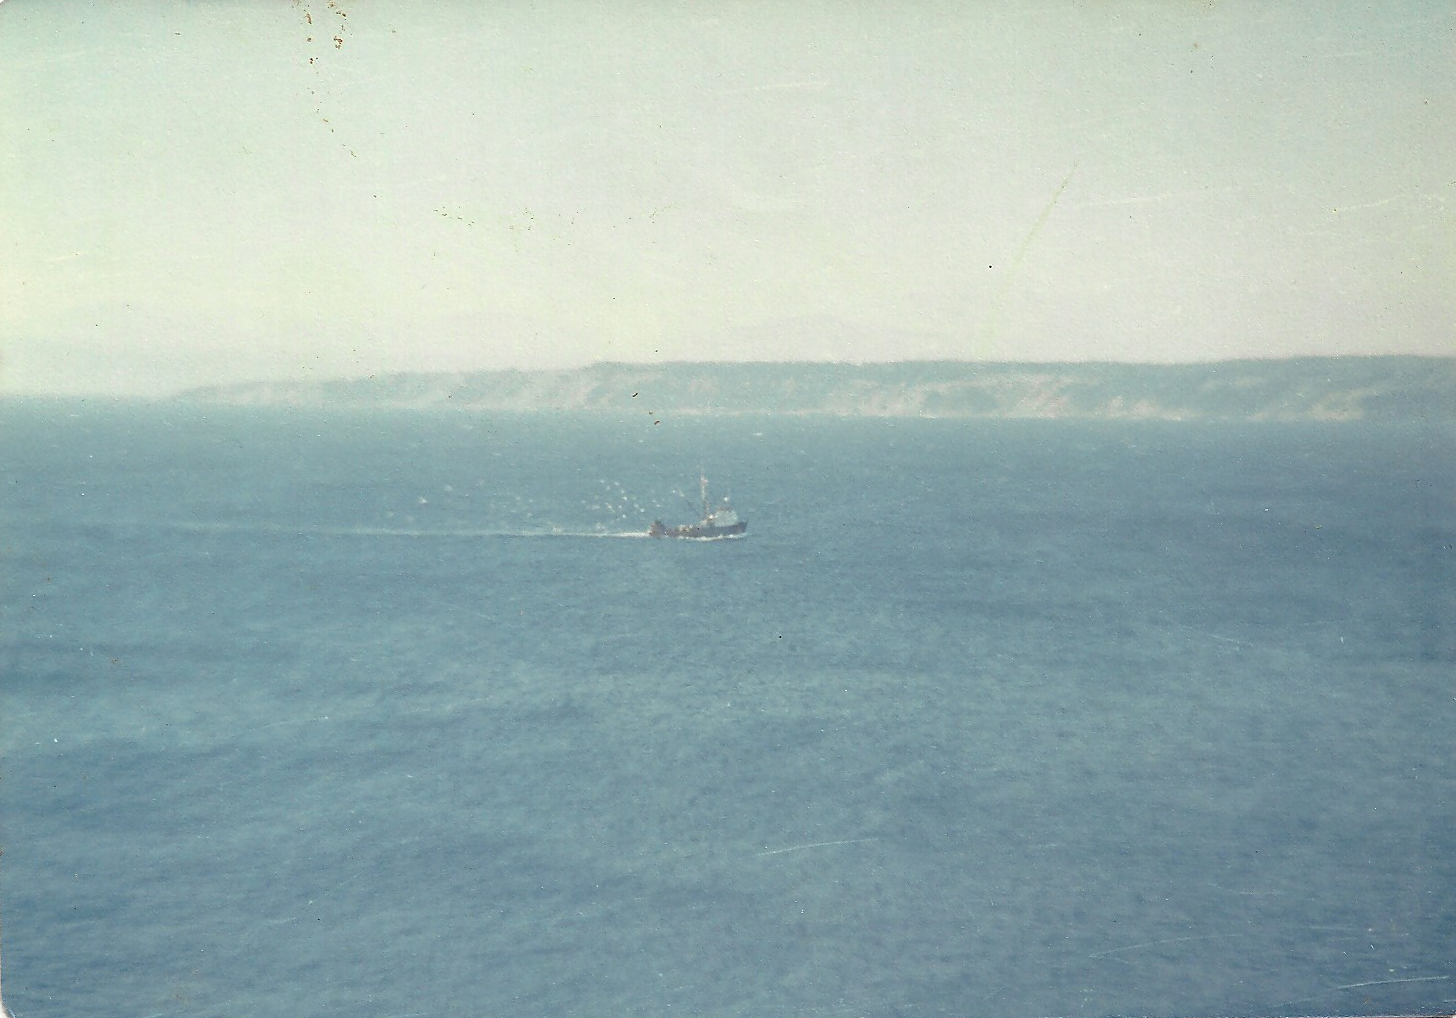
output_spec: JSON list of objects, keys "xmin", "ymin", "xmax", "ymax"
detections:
[{"xmin": 2, "ymin": 0, "xmax": 1451, "ymax": 395}]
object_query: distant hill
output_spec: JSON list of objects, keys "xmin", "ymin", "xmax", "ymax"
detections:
[{"xmin": 176, "ymin": 357, "xmax": 1456, "ymax": 421}]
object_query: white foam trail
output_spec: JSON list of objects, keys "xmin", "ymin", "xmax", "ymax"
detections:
[
  {"xmin": 161, "ymin": 521, "xmax": 655, "ymax": 540},
  {"xmin": 756, "ymin": 838, "xmax": 876, "ymax": 857}
]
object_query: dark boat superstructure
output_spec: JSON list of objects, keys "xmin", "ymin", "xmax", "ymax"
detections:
[{"xmin": 649, "ymin": 475, "xmax": 747, "ymax": 539}]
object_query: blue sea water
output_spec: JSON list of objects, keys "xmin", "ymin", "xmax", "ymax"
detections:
[{"xmin": 1, "ymin": 403, "xmax": 1453, "ymax": 1018}]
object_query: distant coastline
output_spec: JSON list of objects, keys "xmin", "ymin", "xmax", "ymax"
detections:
[{"xmin": 172, "ymin": 356, "xmax": 1456, "ymax": 422}]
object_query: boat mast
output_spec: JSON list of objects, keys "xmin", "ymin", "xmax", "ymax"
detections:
[{"xmin": 700, "ymin": 472, "xmax": 709, "ymax": 519}]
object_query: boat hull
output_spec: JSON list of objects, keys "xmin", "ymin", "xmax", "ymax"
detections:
[{"xmin": 648, "ymin": 520, "xmax": 747, "ymax": 540}]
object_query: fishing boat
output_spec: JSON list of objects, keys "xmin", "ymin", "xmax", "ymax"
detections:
[{"xmin": 649, "ymin": 475, "xmax": 747, "ymax": 539}]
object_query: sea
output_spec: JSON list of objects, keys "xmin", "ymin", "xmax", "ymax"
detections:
[{"xmin": 1, "ymin": 402, "xmax": 1452, "ymax": 1018}]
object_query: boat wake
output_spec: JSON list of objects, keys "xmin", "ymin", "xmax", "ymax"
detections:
[{"xmin": 160, "ymin": 520, "xmax": 655, "ymax": 540}]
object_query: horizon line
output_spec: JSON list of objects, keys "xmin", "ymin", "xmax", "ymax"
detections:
[{"xmin": 4, "ymin": 352, "xmax": 1453, "ymax": 402}]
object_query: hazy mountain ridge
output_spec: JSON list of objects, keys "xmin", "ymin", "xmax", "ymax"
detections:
[{"xmin": 177, "ymin": 357, "xmax": 1456, "ymax": 421}]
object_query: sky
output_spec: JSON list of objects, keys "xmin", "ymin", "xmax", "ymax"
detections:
[{"xmin": 1, "ymin": 0, "xmax": 1451, "ymax": 396}]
